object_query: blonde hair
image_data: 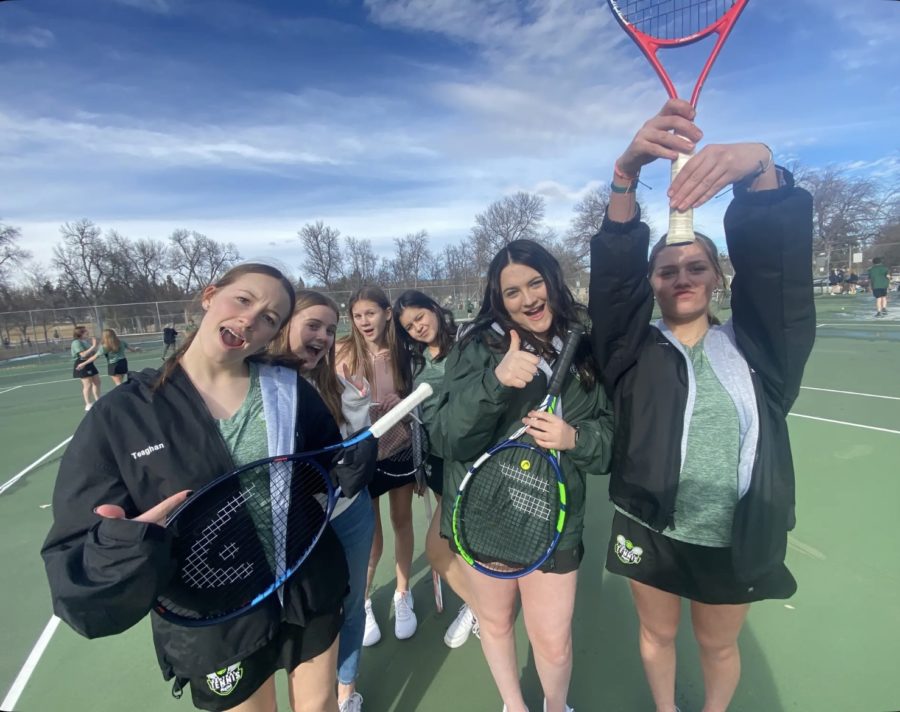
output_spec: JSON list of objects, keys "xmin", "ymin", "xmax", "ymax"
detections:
[
  {"xmin": 270, "ymin": 290, "xmax": 346, "ymax": 427},
  {"xmin": 101, "ymin": 329, "xmax": 121, "ymax": 354},
  {"xmin": 336, "ymin": 286, "xmax": 411, "ymax": 397}
]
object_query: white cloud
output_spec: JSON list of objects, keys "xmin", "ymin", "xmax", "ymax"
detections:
[{"xmin": 0, "ymin": 26, "xmax": 55, "ymax": 49}]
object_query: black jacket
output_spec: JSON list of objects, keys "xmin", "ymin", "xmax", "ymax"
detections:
[
  {"xmin": 589, "ymin": 171, "xmax": 815, "ymax": 582},
  {"xmin": 41, "ymin": 364, "xmax": 349, "ymax": 679}
]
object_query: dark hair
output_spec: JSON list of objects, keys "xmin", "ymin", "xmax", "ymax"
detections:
[
  {"xmin": 873, "ymin": 256, "xmax": 883, "ymax": 265},
  {"xmin": 270, "ymin": 290, "xmax": 345, "ymax": 427},
  {"xmin": 648, "ymin": 232, "xmax": 725, "ymax": 326},
  {"xmin": 393, "ymin": 290, "xmax": 457, "ymax": 376},
  {"xmin": 460, "ymin": 239, "xmax": 595, "ymax": 389},
  {"xmin": 72, "ymin": 325, "xmax": 87, "ymax": 340},
  {"xmin": 155, "ymin": 263, "xmax": 297, "ymax": 388},
  {"xmin": 336, "ymin": 285, "xmax": 412, "ymax": 397}
]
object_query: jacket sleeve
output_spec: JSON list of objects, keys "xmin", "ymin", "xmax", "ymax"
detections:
[
  {"xmin": 565, "ymin": 383, "xmax": 614, "ymax": 476},
  {"xmin": 588, "ymin": 206, "xmax": 655, "ymax": 395},
  {"xmin": 41, "ymin": 417, "xmax": 177, "ymax": 639},
  {"xmin": 440, "ymin": 338, "xmax": 517, "ymax": 463},
  {"xmin": 337, "ymin": 374, "xmax": 372, "ymax": 438},
  {"xmin": 725, "ymin": 170, "xmax": 816, "ymax": 413}
]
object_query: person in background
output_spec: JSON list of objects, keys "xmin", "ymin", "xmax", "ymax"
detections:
[
  {"xmin": 71, "ymin": 325, "xmax": 101, "ymax": 411},
  {"xmin": 76, "ymin": 328, "xmax": 141, "ymax": 386},
  {"xmin": 868, "ymin": 257, "xmax": 890, "ymax": 317},
  {"xmin": 162, "ymin": 323, "xmax": 178, "ymax": 360}
]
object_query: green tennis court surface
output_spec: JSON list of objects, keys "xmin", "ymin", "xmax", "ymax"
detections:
[{"xmin": 2, "ymin": 295, "xmax": 898, "ymax": 712}]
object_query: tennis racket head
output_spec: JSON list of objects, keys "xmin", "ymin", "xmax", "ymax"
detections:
[
  {"xmin": 607, "ymin": 0, "xmax": 748, "ymax": 244},
  {"xmin": 155, "ymin": 454, "xmax": 336, "ymax": 626},
  {"xmin": 452, "ymin": 442, "xmax": 566, "ymax": 578},
  {"xmin": 608, "ymin": 0, "xmax": 744, "ymax": 46}
]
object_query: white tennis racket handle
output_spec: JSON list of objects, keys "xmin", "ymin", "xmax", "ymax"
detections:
[
  {"xmin": 667, "ymin": 150, "xmax": 695, "ymax": 244},
  {"xmin": 369, "ymin": 383, "xmax": 433, "ymax": 438}
]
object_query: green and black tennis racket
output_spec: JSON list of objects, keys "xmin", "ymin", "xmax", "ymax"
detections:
[{"xmin": 451, "ymin": 324, "xmax": 584, "ymax": 578}]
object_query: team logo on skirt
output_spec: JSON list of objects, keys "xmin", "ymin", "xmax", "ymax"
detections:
[
  {"xmin": 206, "ymin": 663, "xmax": 244, "ymax": 696},
  {"xmin": 615, "ymin": 534, "xmax": 644, "ymax": 565}
]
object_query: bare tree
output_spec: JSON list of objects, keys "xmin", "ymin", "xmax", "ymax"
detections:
[
  {"xmin": 470, "ymin": 192, "xmax": 546, "ymax": 271},
  {"xmin": 795, "ymin": 165, "xmax": 892, "ymax": 273},
  {"xmin": 391, "ymin": 230, "xmax": 431, "ymax": 287},
  {"xmin": 168, "ymin": 229, "xmax": 240, "ymax": 293},
  {"xmin": 344, "ymin": 235, "xmax": 378, "ymax": 289},
  {"xmin": 52, "ymin": 219, "xmax": 111, "ymax": 302},
  {"xmin": 0, "ymin": 221, "xmax": 31, "ymax": 286},
  {"xmin": 299, "ymin": 221, "xmax": 343, "ymax": 288},
  {"xmin": 443, "ymin": 243, "xmax": 478, "ymax": 285}
]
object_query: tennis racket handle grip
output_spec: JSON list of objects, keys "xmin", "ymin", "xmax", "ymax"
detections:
[
  {"xmin": 370, "ymin": 383, "xmax": 433, "ymax": 438},
  {"xmin": 547, "ymin": 324, "xmax": 585, "ymax": 396},
  {"xmin": 667, "ymin": 151, "xmax": 694, "ymax": 244}
]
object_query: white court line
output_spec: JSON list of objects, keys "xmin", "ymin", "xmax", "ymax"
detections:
[
  {"xmin": 789, "ymin": 413, "xmax": 900, "ymax": 435},
  {"xmin": 800, "ymin": 386, "xmax": 900, "ymax": 402},
  {"xmin": 0, "ymin": 378, "xmax": 71, "ymax": 393},
  {"xmin": 1, "ymin": 615, "xmax": 60, "ymax": 711},
  {"xmin": 0, "ymin": 436, "xmax": 73, "ymax": 496}
]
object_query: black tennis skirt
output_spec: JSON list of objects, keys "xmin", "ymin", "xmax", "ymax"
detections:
[
  {"xmin": 605, "ymin": 510, "xmax": 797, "ymax": 605},
  {"xmin": 72, "ymin": 359, "xmax": 99, "ymax": 378},
  {"xmin": 108, "ymin": 359, "xmax": 128, "ymax": 376}
]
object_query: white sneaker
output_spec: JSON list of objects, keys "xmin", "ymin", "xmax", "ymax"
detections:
[
  {"xmin": 339, "ymin": 692, "xmax": 364, "ymax": 712},
  {"xmin": 84, "ymin": 403, "xmax": 92, "ymax": 412},
  {"xmin": 444, "ymin": 603, "xmax": 477, "ymax": 648},
  {"xmin": 543, "ymin": 702, "xmax": 574, "ymax": 712},
  {"xmin": 393, "ymin": 589, "xmax": 417, "ymax": 640},
  {"xmin": 362, "ymin": 598, "xmax": 381, "ymax": 647}
]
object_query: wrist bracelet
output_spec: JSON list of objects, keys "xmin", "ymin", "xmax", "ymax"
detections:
[
  {"xmin": 742, "ymin": 143, "xmax": 773, "ymax": 184},
  {"xmin": 610, "ymin": 180, "xmax": 638, "ymax": 194}
]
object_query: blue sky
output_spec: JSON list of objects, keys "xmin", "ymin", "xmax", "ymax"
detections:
[{"xmin": 1, "ymin": 0, "xmax": 898, "ymax": 281}]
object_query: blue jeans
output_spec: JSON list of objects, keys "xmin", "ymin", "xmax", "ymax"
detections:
[{"xmin": 330, "ymin": 491, "xmax": 375, "ymax": 685}]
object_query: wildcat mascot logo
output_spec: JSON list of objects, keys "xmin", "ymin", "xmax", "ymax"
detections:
[{"xmin": 615, "ymin": 534, "xmax": 644, "ymax": 565}]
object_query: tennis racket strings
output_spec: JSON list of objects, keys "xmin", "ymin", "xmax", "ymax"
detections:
[
  {"xmin": 612, "ymin": 0, "xmax": 737, "ymax": 40},
  {"xmin": 158, "ymin": 456, "xmax": 332, "ymax": 622},
  {"xmin": 458, "ymin": 443, "xmax": 561, "ymax": 571}
]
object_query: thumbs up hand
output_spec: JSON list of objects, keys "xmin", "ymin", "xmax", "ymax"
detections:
[{"xmin": 494, "ymin": 330, "xmax": 541, "ymax": 389}]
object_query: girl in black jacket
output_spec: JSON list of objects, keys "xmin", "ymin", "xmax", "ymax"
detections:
[
  {"xmin": 42, "ymin": 263, "xmax": 356, "ymax": 712},
  {"xmin": 590, "ymin": 100, "xmax": 814, "ymax": 712}
]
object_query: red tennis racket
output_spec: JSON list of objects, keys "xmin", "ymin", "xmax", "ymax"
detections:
[{"xmin": 608, "ymin": 0, "xmax": 749, "ymax": 243}]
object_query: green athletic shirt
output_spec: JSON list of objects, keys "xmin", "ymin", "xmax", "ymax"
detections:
[
  {"xmin": 668, "ymin": 338, "xmax": 740, "ymax": 546},
  {"xmin": 71, "ymin": 340, "xmax": 90, "ymax": 360},
  {"xmin": 615, "ymin": 336, "xmax": 741, "ymax": 547},
  {"xmin": 216, "ymin": 362, "xmax": 268, "ymax": 467},
  {"xmin": 869, "ymin": 264, "xmax": 890, "ymax": 290},
  {"xmin": 415, "ymin": 349, "xmax": 446, "ymax": 433},
  {"xmin": 96, "ymin": 341, "xmax": 129, "ymax": 364}
]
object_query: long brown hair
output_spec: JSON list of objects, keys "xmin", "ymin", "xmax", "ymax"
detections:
[
  {"xmin": 648, "ymin": 232, "xmax": 725, "ymax": 326},
  {"xmin": 270, "ymin": 290, "xmax": 345, "ymax": 427},
  {"xmin": 155, "ymin": 263, "xmax": 297, "ymax": 389},
  {"xmin": 101, "ymin": 328, "xmax": 121, "ymax": 354},
  {"xmin": 336, "ymin": 286, "xmax": 411, "ymax": 398},
  {"xmin": 460, "ymin": 240, "xmax": 596, "ymax": 390}
]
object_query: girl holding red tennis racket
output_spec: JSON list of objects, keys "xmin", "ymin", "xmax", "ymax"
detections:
[{"xmin": 590, "ymin": 99, "xmax": 815, "ymax": 712}]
